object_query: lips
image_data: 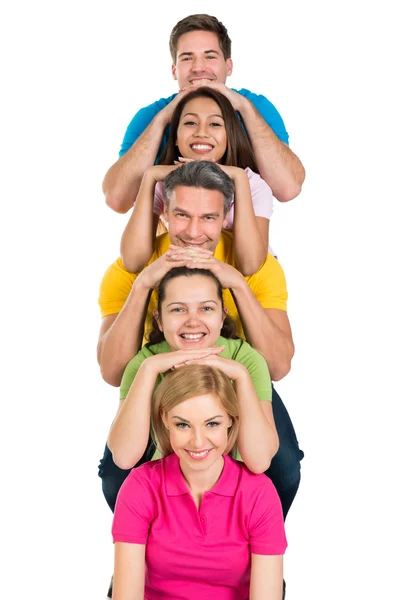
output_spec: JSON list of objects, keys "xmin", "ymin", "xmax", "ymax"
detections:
[
  {"xmin": 190, "ymin": 143, "xmax": 214, "ymax": 153},
  {"xmin": 189, "ymin": 78, "xmax": 214, "ymax": 85},
  {"xmin": 180, "ymin": 333, "xmax": 206, "ymax": 342},
  {"xmin": 185, "ymin": 448, "xmax": 213, "ymax": 460}
]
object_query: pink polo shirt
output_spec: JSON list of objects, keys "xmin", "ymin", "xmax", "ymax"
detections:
[{"xmin": 112, "ymin": 453, "xmax": 287, "ymax": 600}]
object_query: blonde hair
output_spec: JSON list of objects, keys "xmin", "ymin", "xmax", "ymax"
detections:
[{"xmin": 152, "ymin": 365, "xmax": 239, "ymax": 458}]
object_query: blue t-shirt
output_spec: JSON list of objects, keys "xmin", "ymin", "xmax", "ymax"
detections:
[{"xmin": 119, "ymin": 88, "xmax": 289, "ymax": 160}]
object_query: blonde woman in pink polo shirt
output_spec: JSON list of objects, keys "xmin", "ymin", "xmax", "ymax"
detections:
[{"xmin": 112, "ymin": 364, "xmax": 287, "ymax": 600}]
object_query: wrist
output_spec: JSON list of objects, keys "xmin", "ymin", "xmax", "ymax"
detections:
[{"xmin": 155, "ymin": 107, "xmax": 171, "ymax": 128}]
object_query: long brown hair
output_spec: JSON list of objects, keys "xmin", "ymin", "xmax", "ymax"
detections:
[
  {"xmin": 158, "ymin": 87, "xmax": 259, "ymax": 173},
  {"xmin": 147, "ymin": 267, "xmax": 236, "ymax": 344},
  {"xmin": 152, "ymin": 364, "xmax": 239, "ymax": 457}
]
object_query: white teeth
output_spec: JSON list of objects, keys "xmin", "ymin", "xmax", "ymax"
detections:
[
  {"xmin": 181, "ymin": 333, "xmax": 205, "ymax": 340},
  {"xmin": 191, "ymin": 144, "xmax": 213, "ymax": 150},
  {"xmin": 188, "ymin": 450, "xmax": 210, "ymax": 457}
]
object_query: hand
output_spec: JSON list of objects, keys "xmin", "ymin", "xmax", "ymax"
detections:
[
  {"xmin": 215, "ymin": 164, "xmax": 246, "ymax": 182},
  {"xmin": 175, "ymin": 354, "xmax": 248, "ymax": 382},
  {"xmin": 142, "ymin": 346, "xmax": 225, "ymax": 376},
  {"xmin": 135, "ymin": 250, "xmax": 189, "ymax": 291},
  {"xmin": 167, "ymin": 245, "xmax": 245, "ymax": 290},
  {"xmin": 160, "ymin": 89, "xmax": 191, "ymax": 124},
  {"xmin": 146, "ymin": 164, "xmax": 180, "ymax": 183},
  {"xmin": 181, "ymin": 81, "xmax": 245, "ymax": 112}
]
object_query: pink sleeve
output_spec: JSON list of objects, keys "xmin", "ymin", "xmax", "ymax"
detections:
[
  {"xmin": 153, "ymin": 182, "xmax": 166, "ymax": 216},
  {"xmin": 248, "ymin": 477, "xmax": 287, "ymax": 555},
  {"xmin": 112, "ymin": 469, "xmax": 155, "ymax": 544},
  {"xmin": 246, "ymin": 168, "xmax": 273, "ymax": 220}
]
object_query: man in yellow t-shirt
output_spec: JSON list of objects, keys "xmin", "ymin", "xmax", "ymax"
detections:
[{"xmin": 98, "ymin": 161, "xmax": 294, "ymax": 388}]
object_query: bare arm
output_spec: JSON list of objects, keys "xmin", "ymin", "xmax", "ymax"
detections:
[
  {"xmin": 120, "ymin": 166, "xmax": 177, "ymax": 272},
  {"xmin": 113, "ymin": 543, "xmax": 145, "ymax": 600},
  {"xmin": 250, "ymin": 554, "xmax": 283, "ymax": 600},
  {"xmin": 181, "ymin": 355, "xmax": 279, "ymax": 474},
  {"xmin": 103, "ymin": 93, "xmax": 188, "ymax": 213},
  {"xmin": 238, "ymin": 97, "xmax": 305, "ymax": 202},
  {"xmin": 220, "ymin": 166, "xmax": 269, "ymax": 276},
  {"xmin": 201, "ymin": 83, "xmax": 305, "ymax": 202},
  {"xmin": 108, "ymin": 348, "xmax": 224, "ymax": 469}
]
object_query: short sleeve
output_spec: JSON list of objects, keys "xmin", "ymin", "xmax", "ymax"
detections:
[
  {"xmin": 120, "ymin": 350, "xmax": 149, "ymax": 400},
  {"xmin": 248, "ymin": 477, "xmax": 287, "ymax": 555},
  {"xmin": 112, "ymin": 469, "xmax": 155, "ymax": 544},
  {"xmin": 98, "ymin": 259, "xmax": 136, "ymax": 318},
  {"xmin": 246, "ymin": 169, "xmax": 274, "ymax": 220},
  {"xmin": 238, "ymin": 90, "xmax": 289, "ymax": 145},
  {"xmin": 153, "ymin": 182, "xmax": 166, "ymax": 216},
  {"xmin": 233, "ymin": 341, "xmax": 272, "ymax": 401},
  {"xmin": 119, "ymin": 105, "xmax": 159, "ymax": 157},
  {"xmin": 248, "ymin": 254, "xmax": 288, "ymax": 311}
]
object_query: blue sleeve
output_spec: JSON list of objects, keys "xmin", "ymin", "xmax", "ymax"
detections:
[
  {"xmin": 236, "ymin": 88, "xmax": 289, "ymax": 145},
  {"xmin": 119, "ymin": 94, "xmax": 177, "ymax": 158}
]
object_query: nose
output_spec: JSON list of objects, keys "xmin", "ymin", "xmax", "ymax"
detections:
[
  {"xmin": 191, "ymin": 55, "xmax": 207, "ymax": 73},
  {"xmin": 191, "ymin": 427, "xmax": 206, "ymax": 449},
  {"xmin": 193, "ymin": 120, "xmax": 209, "ymax": 138},
  {"xmin": 185, "ymin": 218, "xmax": 201, "ymax": 239},
  {"xmin": 184, "ymin": 311, "xmax": 202, "ymax": 328}
]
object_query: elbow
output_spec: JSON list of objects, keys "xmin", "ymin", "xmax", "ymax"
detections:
[
  {"xmin": 276, "ymin": 181, "xmax": 302, "ymax": 203},
  {"xmin": 99, "ymin": 362, "xmax": 123, "ymax": 387},
  {"xmin": 104, "ymin": 189, "xmax": 130, "ymax": 214},
  {"xmin": 270, "ymin": 343, "xmax": 295, "ymax": 382},
  {"xmin": 107, "ymin": 444, "xmax": 137, "ymax": 471}
]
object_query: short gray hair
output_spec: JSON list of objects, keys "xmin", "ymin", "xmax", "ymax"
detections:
[{"xmin": 164, "ymin": 161, "xmax": 234, "ymax": 216}]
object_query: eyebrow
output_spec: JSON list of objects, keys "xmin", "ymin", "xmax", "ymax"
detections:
[
  {"xmin": 172, "ymin": 206, "xmax": 221, "ymax": 218},
  {"xmin": 178, "ymin": 49, "xmax": 220, "ymax": 58},
  {"xmin": 171, "ymin": 415, "xmax": 224, "ymax": 423},
  {"xmin": 166, "ymin": 300, "xmax": 219, "ymax": 308},
  {"xmin": 182, "ymin": 112, "xmax": 224, "ymax": 119}
]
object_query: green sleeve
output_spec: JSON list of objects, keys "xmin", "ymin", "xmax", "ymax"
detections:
[
  {"xmin": 236, "ymin": 342, "xmax": 272, "ymax": 401},
  {"xmin": 120, "ymin": 350, "xmax": 148, "ymax": 400}
]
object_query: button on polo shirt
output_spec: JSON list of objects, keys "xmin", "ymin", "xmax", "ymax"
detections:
[{"xmin": 112, "ymin": 453, "xmax": 287, "ymax": 600}]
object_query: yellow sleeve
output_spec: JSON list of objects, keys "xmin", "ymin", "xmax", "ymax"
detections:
[
  {"xmin": 248, "ymin": 254, "xmax": 288, "ymax": 311},
  {"xmin": 98, "ymin": 258, "xmax": 136, "ymax": 318}
]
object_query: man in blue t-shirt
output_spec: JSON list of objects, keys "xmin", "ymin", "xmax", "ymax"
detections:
[{"xmin": 102, "ymin": 14, "xmax": 306, "ymax": 215}]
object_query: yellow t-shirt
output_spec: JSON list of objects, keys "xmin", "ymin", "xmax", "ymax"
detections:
[{"xmin": 98, "ymin": 231, "xmax": 288, "ymax": 342}]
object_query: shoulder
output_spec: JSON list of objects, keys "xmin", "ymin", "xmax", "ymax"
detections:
[
  {"xmin": 234, "ymin": 88, "xmax": 289, "ymax": 144},
  {"xmin": 236, "ymin": 460, "xmax": 278, "ymax": 501},
  {"xmin": 245, "ymin": 253, "xmax": 288, "ymax": 309}
]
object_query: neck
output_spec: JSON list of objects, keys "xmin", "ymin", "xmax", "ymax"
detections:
[{"xmin": 179, "ymin": 455, "xmax": 224, "ymax": 493}]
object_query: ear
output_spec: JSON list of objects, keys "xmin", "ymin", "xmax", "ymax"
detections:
[
  {"xmin": 222, "ymin": 213, "xmax": 229, "ymax": 229},
  {"xmin": 227, "ymin": 418, "xmax": 233, "ymax": 428},
  {"xmin": 221, "ymin": 306, "xmax": 228, "ymax": 329},
  {"xmin": 172, "ymin": 63, "xmax": 177, "ymax": 81},
  {"xmin": 153, "ymin": 308, "xmax": 162, "ymax": 331},
  {"xmin": 226, "ymin": 58, "xmax": 233, "ymax": 78}
]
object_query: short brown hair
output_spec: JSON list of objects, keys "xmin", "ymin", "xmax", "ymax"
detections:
[
  {"xmin": 169, "ymin": 14, "xmax": 232, "ymax": 63},
  {"xmin": 152, "ymin": 364, "xmax": 240, "ymax": 457}
]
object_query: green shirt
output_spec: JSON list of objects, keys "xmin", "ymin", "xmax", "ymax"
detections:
[{"xmin": 120, "ymin": 336, "xmax": 272, "ymax": 401}]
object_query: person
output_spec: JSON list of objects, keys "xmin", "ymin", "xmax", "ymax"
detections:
[
  {"xmin": 120, "ymin": 86, "xmax": 274, "ymax": 277},
  {"xmin": 112, "ymin": 364, "xmax": 287, "ymax": 600},
  {"xmin": 102, "ymin": 13, "xmax": 305, "ymax": 214},
  {"xmin": 98, "ymin": 161, "xmax": 303, "ymax": 519},
  {"xmin": 102, "ymin": 266, "xmax": 279, "ymax": 513}
]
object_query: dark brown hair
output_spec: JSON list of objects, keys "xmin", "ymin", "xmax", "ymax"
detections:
[
  {"xmin": 148, "ymin": 267, "xmax": 236, "ymax": 344},
  {"xmin": 158, "ymin": 86, "xmax": 258, "ymax": 173},
  {"xmin": 169, "ymin": 14, "xmax": 232, "ymax": 62}
]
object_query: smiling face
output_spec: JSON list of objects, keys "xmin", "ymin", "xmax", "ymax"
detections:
[
  {"xmin": 154, "ymin": 274, "xmax": 226, "ymax": 350},
  {"xmin": 176, "ymin": 96, "xmax": 227, "ymax": 163},
  {"xmin": 162, "ymin": 392, "xmax": 232, "ymax": 471},
  {"xmin": 172, "ymin": 30, "xmax": 233, "ymax": 89},
  {"xmin": 165, "ymin": 185, "xmax": 228, "ymax": 251}
]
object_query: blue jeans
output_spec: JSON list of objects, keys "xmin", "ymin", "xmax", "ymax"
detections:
[{"xmin": 98, "ymin": 386, "xmax": 303, "ymax": 519}]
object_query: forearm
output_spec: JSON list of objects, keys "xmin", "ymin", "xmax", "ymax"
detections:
[
  {"xmin": 236, "ymin": 375, "xmax": 279, "ymax": 473},
  {"xmin": 232, "ymin": 174, "xmax": 268, "ymax": 275},
  {"xmin": 240, "ymin": 101, "xmax": 305, "ymax": 202},
  {"xmin": 103, "ymin": 112, "xmax": 168, "ymax": 214},
  {"xmin": 231, "ymin": 282, "xmax": 294, "ymax": 381},
  {"xmin": 98, "ymin": 279, "xmax": 151, "ymax": 386},
  {"xmin": 108, "ymin": 363, "xmax": 157, "ymax": 469},
  {"xmin": 120, "ymin": 173, "xmax": 157, "ymax": 272}
]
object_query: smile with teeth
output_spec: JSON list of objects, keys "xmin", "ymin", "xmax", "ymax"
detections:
[
  {"xmin": 180, "ymin": 333, "xmax": 206, "ymax": 340},
  {"xmin": 186, "ymin": 448, "xmax": 213, "ymax": 459},
  {"xmin": 190, "ymin": 144, "xmax": 214, "ymax": 151}
]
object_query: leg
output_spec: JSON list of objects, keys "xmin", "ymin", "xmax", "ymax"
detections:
[
  {"xmin": 98, "ymin": 436, "xmax": 156, "ymax": 512},
  {"xmin": 265, "ymin": 386, "xmax": 304, "ymax": 520}
]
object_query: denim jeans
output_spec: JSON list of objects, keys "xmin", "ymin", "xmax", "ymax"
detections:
[{"xmin": 98, "ymin": 385, "xmax": 304, "ymax": 519}]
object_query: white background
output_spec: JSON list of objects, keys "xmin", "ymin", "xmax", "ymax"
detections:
[{"xmin": 1, "ymin": 1, "xmax": 399, "ymax": 598}]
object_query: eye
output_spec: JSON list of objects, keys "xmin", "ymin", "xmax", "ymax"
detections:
[
  {"xmin": 209, "ymin": 121, "xmax": 223, "ymax": 127},
  {"xmin": 203, "ymin": 215, "xmax": 216, "ymax": 221},
  {"xmin": 181, "ymin": 56, "xmax": 192, "ymax": 62},
  {"xmin": 206, "ymin": 55, "xmax": 217, "ymax": 59},
  {"xmin": 170, "ymin": 307, "xmax": 184, "ymax": 313},
  {"xmin": 201, "ymin": 306, "xmax": 214, "ymax": 312},
  {"xmin": 176, "ymin": 422, "xmax": 189, "ymax": 429},
  {"xmin": 206, "ymin": 422, "xmax": 220, "ymax": 428},
  {"xmin": 175, "ymin": 212, "xmax": 189, "ymax": 219},
  {"xmin": 183, "ymin": 120, "xmax": 197, "ymax": 126}
]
